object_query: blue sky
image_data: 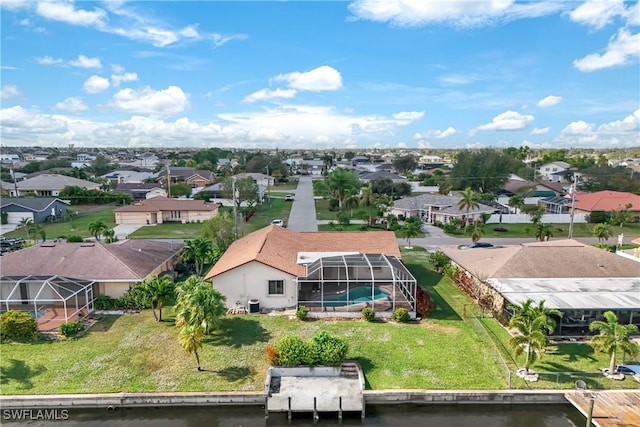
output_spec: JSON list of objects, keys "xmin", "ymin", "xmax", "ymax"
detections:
[{"xmin": 1, "ymin": 0, "xmax": 638, "ymax": 150}]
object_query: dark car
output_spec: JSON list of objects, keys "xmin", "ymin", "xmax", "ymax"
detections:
[
  {"xmin": 460, "ymin": 242, "xmax": 494, "ymax": 249},
  {"xmin": 616, "ymin": 364, "xmax": 640, "ymax": 375}
]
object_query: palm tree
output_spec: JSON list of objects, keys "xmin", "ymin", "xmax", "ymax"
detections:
[
  {"xmin": 103, "ymin": 229, "xmax": 115, "ymax": 243},
  {"xmin": 179, "ymin": 325, "xmax": 205, "ymax": 371},
  {"xmin": 508, "ymin": 299, "xmax": 560, "ymax": 373},
  {"xmin": 18, "ymin": 218, "xmax": 32, "ymax": 240},
  {"xmin": 326, "ymin": 168, "xmax": 360, "ymax": 210},
  {"xmin": 344, "ymin": 192, "xmax": 360, "ymax": 218},
  {"xmin": 142, "ymin": 275, "xmax": 174, "ymax": 321},
  {"xmin": 399, "ymin": 221, "xmax": 421, "ymax": 248},
  {"xmin": 589, "ymin": 311, "xmax": 640, "ymax": 375},
  {"xmin": 592, "ymin": 223, "xmax": 612, "ymax": 243},
  {"xmin": 470, "ymin": 223, "xmax": 484, "ymax": 243},
  {"xmin": 175, "ymin": 275, "xmax": 226, "ymax": 334},
  {"xmin": 181, "ymin": 237, "xmax": 213, "ymax": 276},
  {"xmin": 359, "ymin": 184, "xmax": 376, "ymax": 224},
  {"xmin": 88, "ymin": 220, "xmax": 107, "ymax": 241},
  {"xmin": 457, "ymin": 187, "xmax": 479, "ymax": 230},
  {"xmin": 535, "ymin": 223, "xmax": 553, "ymax": 241},
  {"xmin": 508, "ymin": 194, "xmax": 525, "ymax": 214}
]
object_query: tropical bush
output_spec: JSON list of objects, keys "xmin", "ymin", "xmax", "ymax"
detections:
[
  {"xmin": 296, "ymin": 305, "xmax": 309, "ymax": 320},
  {"xmin": 428, "ymin": 251, "xmax": 451, "ymax": 273},
  {"xmin": 416, "ymin": 287, "xmax": 435, "ymax": 318},
  {"xmin": 391, "ymin": 308, "xmax": 410, "ymax": 322},
  {"xmin": 59, "ymin": 321, "xmax": 84, "ymax": 338},
  {"xmin": 308, "ymin": 331, "xmax": 348, "ymax": 366},
  {"xmin": 94, "ymin": 295, "xmax": 124, "ymax": 310},
  {"xmin": 66, "ymin": 234, "xmax": 84, "ymax": 243},
  {"xmin": 0, "ymin": 310, "xmax": 37, "ymax": 340},
  {"xmin": 361, "ymin": 307, "xmax": 375, "ymax": 322},
  {"xmin": 274, "ymin": 335, "xmax": 309, "ymax": 366},
  {"xmin": 264, "ymin": 345, "xmax": 279, "ymax": 365}
]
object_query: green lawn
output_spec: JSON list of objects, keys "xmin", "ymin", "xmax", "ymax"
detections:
[
  {"xmin": 4, "ymin": 204, "xmax": 117, "ymax": 241},
  {"xmin": 269, "ymin": 180, "xmax": 299, "ymax": 191},
  {"xmin": 128, "ymin": 223, "xmax": 205, "ymax": 239},
  {"xmin": 315, "ymin": 198, "xmax": 380, "ymax": 221},
  {"xmin": 447, "ymin": 222, "xmax": 640, "ymax": 239},
  {"xmin": 317, "ymin": 224, "xmax": 425, "ymax": 239}
]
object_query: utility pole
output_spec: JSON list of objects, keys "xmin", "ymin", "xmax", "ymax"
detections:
[
  {"xmin": 166, "ymin": 165, "xmax": 172, "ymax": 198},
  {"xmin": 232, "ymin": 176, "xmax": 238, "ymax": 240},
  {"xmin": 10, "ymin": 166, "xmax": 18, "ymax": 197},
  {"xmin": 568, "ymin": 173, "xmax": 577, "ymax": 239},
  {"xmin": 266, "ymin": 165, "xmax": 271, "ymax": 208}
]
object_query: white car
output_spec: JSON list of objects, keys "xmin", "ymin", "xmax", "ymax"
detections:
[
  {"xmin": 272, "ymin": 219, "xmax": 284, "ymax": 226},
  {"xmin": 284, "ymin": 195, "xmax": 294, "ymax": 201}
]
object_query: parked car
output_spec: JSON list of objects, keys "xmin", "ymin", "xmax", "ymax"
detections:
[
  {"xmin": 284, "ymin": 195, "xmax": 294, "ymax": 201},
  {"xmin": 271, "ymin": 219, "xmax": 284, "ymax": 226},
  {"xmin": 0, "ymin": 238, "xmax": 25, "ymax": 254},
  {"xmin": 459, "ymin": 242, "xmax": 494, "ymax": 249}
]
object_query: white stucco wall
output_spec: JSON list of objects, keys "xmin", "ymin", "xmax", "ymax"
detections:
[{"xmin": 211, "ymin": 261, "xmax": 297, "ymax": 310}]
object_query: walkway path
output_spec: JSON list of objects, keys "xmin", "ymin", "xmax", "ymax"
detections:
[{"xmin": 286, "ymin": 176, "xmax": 318, "ymax": 232}]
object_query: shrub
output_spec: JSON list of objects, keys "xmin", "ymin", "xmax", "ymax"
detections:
[
  {"xmin": 359, "ymin": 224, "xmax": 368, "ymax": 231},
  {"xmin": 94, "ymin": 295, "xmax": 124, "ymax": 310},
  {"xmin": 264, "ymin": 345, "xmax": 279, "ymax": 365},
  {"xmin": 587, "ymin": 211, "xmax": 610, "ymax": 224},
  {"xmin": 361, "ymin": 307, "xmax": 375, "ymax": 322},
  {"xmin": 1, "ymin": 212, "xmax": 7, "ymax": 225},
  {"xmin": 274, "ymin": 335, "xmax": 309, "ymax": 366},
  {"xmin": 428, "ymin": 251, "xmax": 450, "ymax": 273},
  {"xmin": 0, "ymin": 310, "xmax": 37, "ymax": 340},
  {"xmin": 493, "ymin": 227, "xmax": 507, "ymax": 232},
  {"xmin": 391, "ymin": 308, "xmax": 410, "ymax": 323},
  {"xmin": 337, "ymin": 211, "xmax": 351, "ymax": 226},
  {"xmin": 59, "ymin": 321, "xmax": 84, "ymax": 338},
  {"xmin": 296, "ymin": 305, "xmax": 309, "ymax": 320},
  {"xmin": 66, "ymin": 234, "xmax": 84, "ymax": 242},
  {"xmin": 443, "ymin": 223, "xmax": 458, "ymax": 233},
  {"xmin": 309, "ymin": 331, "xmax": 348, "ymax": 366},
  {"xmin": 415, "ymin": 287, "xmax": 435, "ymax": 318},
  {"xmin": 328, "ymin": 198, "xmax": 339, "ymax": 211}
]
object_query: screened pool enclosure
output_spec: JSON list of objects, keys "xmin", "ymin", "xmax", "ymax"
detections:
[{"xmin": 297, "ymin": 253, "xmax": 417, "ymax": 316}]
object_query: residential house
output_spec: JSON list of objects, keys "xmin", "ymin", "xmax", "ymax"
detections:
[
  {"xmin": 0, "ymin": 197, "xmax": 70, "ymax": 224},
  {"xmin": 571, "ymin": 190, "xmax": 640, "ymax": 217},
  {"xmin": 204, "ymin": 225, "xmax": 417, "ymax": 317},
  {"xmin": 114, "ymin": 183, "xmax": 167, "ymax": 201},
  {"xmin": 114, "ymin": 197, "xmax": 219, "ymax": 225},
  {"xmin": 537, "ymin": 161, "xmax": 571, "ymax": 182},
  {"xmin": 440, "ymin": 240, "xmax": 640, "ymax": 335},
  {"xmin": 299, "ymin": 159, "xmax": 324, "ymax": 176},
  {"xmin": 9, "ymin": 174, "xmax": 100, "ymax": 197},
  {"xmin": 0, "ymin": 240, "xmax": 183, "ymax": 329},
  {"xmin": 357, "ymin": 169, "xmax": 406, "ymax": 184},
  {"xmin": 235, "ymin": 172, "xmax": 275, "ymax": 187},
  {"xmin": 391, "ymin": 193, "xmax": 496, "ymax": 224},
  {"xmin": 102, "ymin": 170, "xmax": 157, "ymax": 184},
  {"xmin": 157, "ymin": 167, "xmax": 216, "ymax": 188}
]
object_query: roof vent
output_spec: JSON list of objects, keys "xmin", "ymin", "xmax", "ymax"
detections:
[
  {"xmin": 80, "ymin": 243, "xmax": 95, "ymax": 247},
  {"xmin": 597, "ymin": 263, "xmax": 605, "ymax": 268},
  {"xmin": 40, "ymin": 243, "xmax": 56, "ymax": 247}
]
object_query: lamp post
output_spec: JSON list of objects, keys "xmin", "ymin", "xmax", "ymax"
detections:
[{"xmin": 568, "ymin": 174, "xmax": 577, "ymax": 239}]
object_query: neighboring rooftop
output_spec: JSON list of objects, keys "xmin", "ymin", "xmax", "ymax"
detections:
[
  {"xmin": 15, "ymin": 174, "xmax": 100, "ymax": 191},
  {"xmin": 573, "ymin": 191, "xmax": 640, "ymax": 212},
  {"xmin": 115, "ymin": 197, "xmax": 218, "ymax": 213},
  {"xmin": 0, "ymin": 197, "xmax": 69, "ymax": 212}
]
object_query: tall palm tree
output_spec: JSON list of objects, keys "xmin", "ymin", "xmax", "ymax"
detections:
[
  {"xmin": 18, "ymin": 218, "xmax": 32, "ymax": 240},
  {"xmin": 179, "ymin": 325, "xmax": 205, "ymax": 371},
  {"xmin": 142, "ymin": 275, "xmax": 174, "ymax": 321},
  {"xmin": 508, "ymin": 194, "xmax": 525, "ymax": 214},
  {"xmin": 592, "ymin": 223, "xmax": 612, "ymax": 243},
  {"xmin": 103, "ymin": 229, "xmax": 115, "ymax": 243},
  {"xmin": 175, "ymin": 275, "xmax": 226, "ymax": 334},
  {"xmin": 508, "ymin": 299, "xmax": 560, "ymax": 373},
  {"xmin": 457, "ymin": 187, "xmax": 479, "ymax": 230},
  {"xmin": 589, "ymin": 311, "xmax": 640, "ymax": 375},
  {"xmin": 399, "ymin": 221, "xmax": 421, "ymax": 248},
  {"xmin": 88, "ymin": 220, "xmax": 107, "ymax": 241},
  {"xmin": 359, "ymin": 184, "xmax": 376, "ymax": 224},
  {"xmin": 470, "ymin": 223, "xmax": 484, "ymax": 243},
  {"xmin": 535, "ymin": 223, "xmax": 553, "ymax": 241},
  {"xmin": 344, "ymin": 192, "xmax": 360, "ymax": 218},
  {"xmin": 181, "ymin": 237, "xmax": 213, "ymax": 276}
]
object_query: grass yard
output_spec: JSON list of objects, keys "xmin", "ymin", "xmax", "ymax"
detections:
[
  {"xmin": 128, "ymin": 223, "xmax": 204, "ymax": 239},
  {"xmin": 315, "ymin": 199, "xmax": 379, "ymax": 221},
  {"xmin": 446, "ymin": 222, "xmax": 640, "ymax": 239},
  {"xmin": 268, "ymin": 180, "xmax": 299, "ymax": 191},
  {"xmin": 317, "ymin": 223, "xmax": 425, "ymax": 239},
  {"xmin": 3, "ymin": 204, "xmax": 117, "ymax": 240}
]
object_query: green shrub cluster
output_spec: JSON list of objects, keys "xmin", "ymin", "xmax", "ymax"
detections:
[
  {"xmin": 0, "ymin": 310, "xmax": 37, "ymax": 340},
  {"xmin": 66, "ymin": 234, "xmax": 84, "ymax": 243},
  {"xmin": 361, "ymin": 307, "xmax": 375, "ymax": 322},
  {"xmin": 269, "ymin": 331, "xmax": 348, "ymax": 367},
  {"xmin": 391, "ymin": 308, "xmax": 410, "ymax": 322},
  {"xmin": 59, "ymin": 321, "xmax": 84, "ymax": 338},
  {"xmin": 296, "ymin": 305, "xmax": 308, "ymax": 320},
  {"xmin": 93, "ymin": 287, "xmax": 150, "ymax": 311}
]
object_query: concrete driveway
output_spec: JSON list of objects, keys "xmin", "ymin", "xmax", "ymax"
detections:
[
  {"xmin": 286, "ymin": 176, "xmax": 318, "ymax": 232},
  {"xmin": 0, "ymin": 223, "xmax": 19, "ymax": 236},
  {"xmin": 113, "ymin": 224, "xmax": 147, "ymax": 240}
]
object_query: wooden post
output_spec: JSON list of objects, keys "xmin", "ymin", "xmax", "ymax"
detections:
[{"xmin": 585, "ymin": 397, "xmax": 594, "ymax": 427}]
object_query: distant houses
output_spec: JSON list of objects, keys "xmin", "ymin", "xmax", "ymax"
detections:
[
  {"xmin": 0, "ymin": 197, "xmax": 70, "ymax": 224},
  {"xmin": 8, "ymin": 174, "xmax": 100, "ymax": 197},
  {"xmin": 114, "ymin": 197, "xmax": 219, "ymax": 225}
]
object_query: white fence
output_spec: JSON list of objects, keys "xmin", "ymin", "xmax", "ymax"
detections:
[{"xmin": 486, "ymin": 213, "xmax": 587, "ymax": 224}]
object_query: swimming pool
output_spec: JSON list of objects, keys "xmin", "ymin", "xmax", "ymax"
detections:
[{"xmin": 322, "ymin": 287, "xmax": 390, "ymax": 307}]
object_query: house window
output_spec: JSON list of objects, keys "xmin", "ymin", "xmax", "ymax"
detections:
[
  {"xmin": 268, "ymin": 280, "xmax": 284, "ymax": 295},
  {"xmin": 171, "ymin": 210, "xmax": 181, "ymax": 219}
]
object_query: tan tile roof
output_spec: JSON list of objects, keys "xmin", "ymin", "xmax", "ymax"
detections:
[
  {"xmin": 115, "ymin": 197, "xmax": 218, "ymax": 213},
  {"xmin": 574, "ymin": 191, "xmax": 640, "ymax": 212},
  {"xmin": 0, "ymin": 240, "xmax": 183, "ymax": 281},
  {"xmin": 441, "ymin": 239, "xmax": 640, "ymax": 279},
  {"xmin": 205, "ymin": 225, "xmax": 401, "ymax": 279}
]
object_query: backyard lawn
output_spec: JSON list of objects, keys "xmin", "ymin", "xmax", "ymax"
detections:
[
  {"xmin": 2, "ymin": 251, "xmax": 632, "ymax": 395},
  {"xmin": 446, "ymin": 222, "xmax": 640, "ymax": 239}
]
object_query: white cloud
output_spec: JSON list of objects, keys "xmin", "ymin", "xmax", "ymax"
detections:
[
  {"xmin": 53, "ymin": 97, "xmax": 88, "ymax": 112},
  {"xmin": 36, "ymin": 56, "xmax": 63, "ymax": 65},
  {"xmin": 438, "ymin": 73, "xmax": 480, "ymax": 85},
  {"xmin": 0, "ymin": 0, "xmax": 32, "ymax": 11},
  {"xmin": 1, "ymin": 84, "xmax": 21, "ymax": 100},
  {"xmin": 414, "ymin": 127, "xmax": 457, "ymax": 139},
  {"xmin": 83, "ymin": 75, "xmax": 110, "ymax": 94},
  {"xmin": 568, "ymin": 0, "xmax": 628, "ymax": 30},
  {"xmin": 69, "ymin": 54, "xmax": 102, "ymax": 69},
  {"xmin": 598, "ymin": 109, "xmax": 639, "ymax": 134},
  {"xmin": 573, "ymin": 28, "xmax": 640, "ymax": 72},
  {"xmin": 111, "ymin": 72, "xmax": 138, "ymax": 87},
  {"xmin": 531, "ymin": 127, "xmax": 550, "ymax": 135},
  {"xmin": 243, "ymin": 88, "xmax": 297, "ymax": 103},
  {"xmin": 275, "ymin": 66, "xmax": 342, "ymax": 91},
  {"xmin": 348, "ymin": 0, "xmax": 564, "ymax": 28},
  {"xmin": 561, "ymin": 120, "xmax": 595, "ymax": 135},
  {"xmin": 537, "ymin": 95, "xmax": 562, "ymax": 107},
  {"xmin": 36, "ymin": 1, "xmax": 107, "ymax": 27},
  {"xmin": 392, "ymin": 111, "xmax": 424, "ymax": 121},
  {"xmin": 476, "ymin": 110, "xmax": 534, "ymax": 131},
  {"xmin": 109, "ymin": 86, "xmax": 189, "ymax": 115}
]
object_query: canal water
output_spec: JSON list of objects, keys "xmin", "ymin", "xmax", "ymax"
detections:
[{"xmin": 2, "ymin": 404, "xmax": 584, "ymax": 426}]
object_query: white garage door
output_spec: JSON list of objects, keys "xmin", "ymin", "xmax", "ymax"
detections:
[{"xmin": 6, "ymin": 212, "xmax": 33, "ymax": 224}]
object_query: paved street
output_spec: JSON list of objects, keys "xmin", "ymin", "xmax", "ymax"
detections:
[{"xmin": 286, "ymin": 176, "xmax": 318, "ymax": 232}]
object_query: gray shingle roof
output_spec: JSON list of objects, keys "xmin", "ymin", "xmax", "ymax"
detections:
[{"xmin": 0, "ymin": 197, "xmax": 69, "ymax": 212}]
